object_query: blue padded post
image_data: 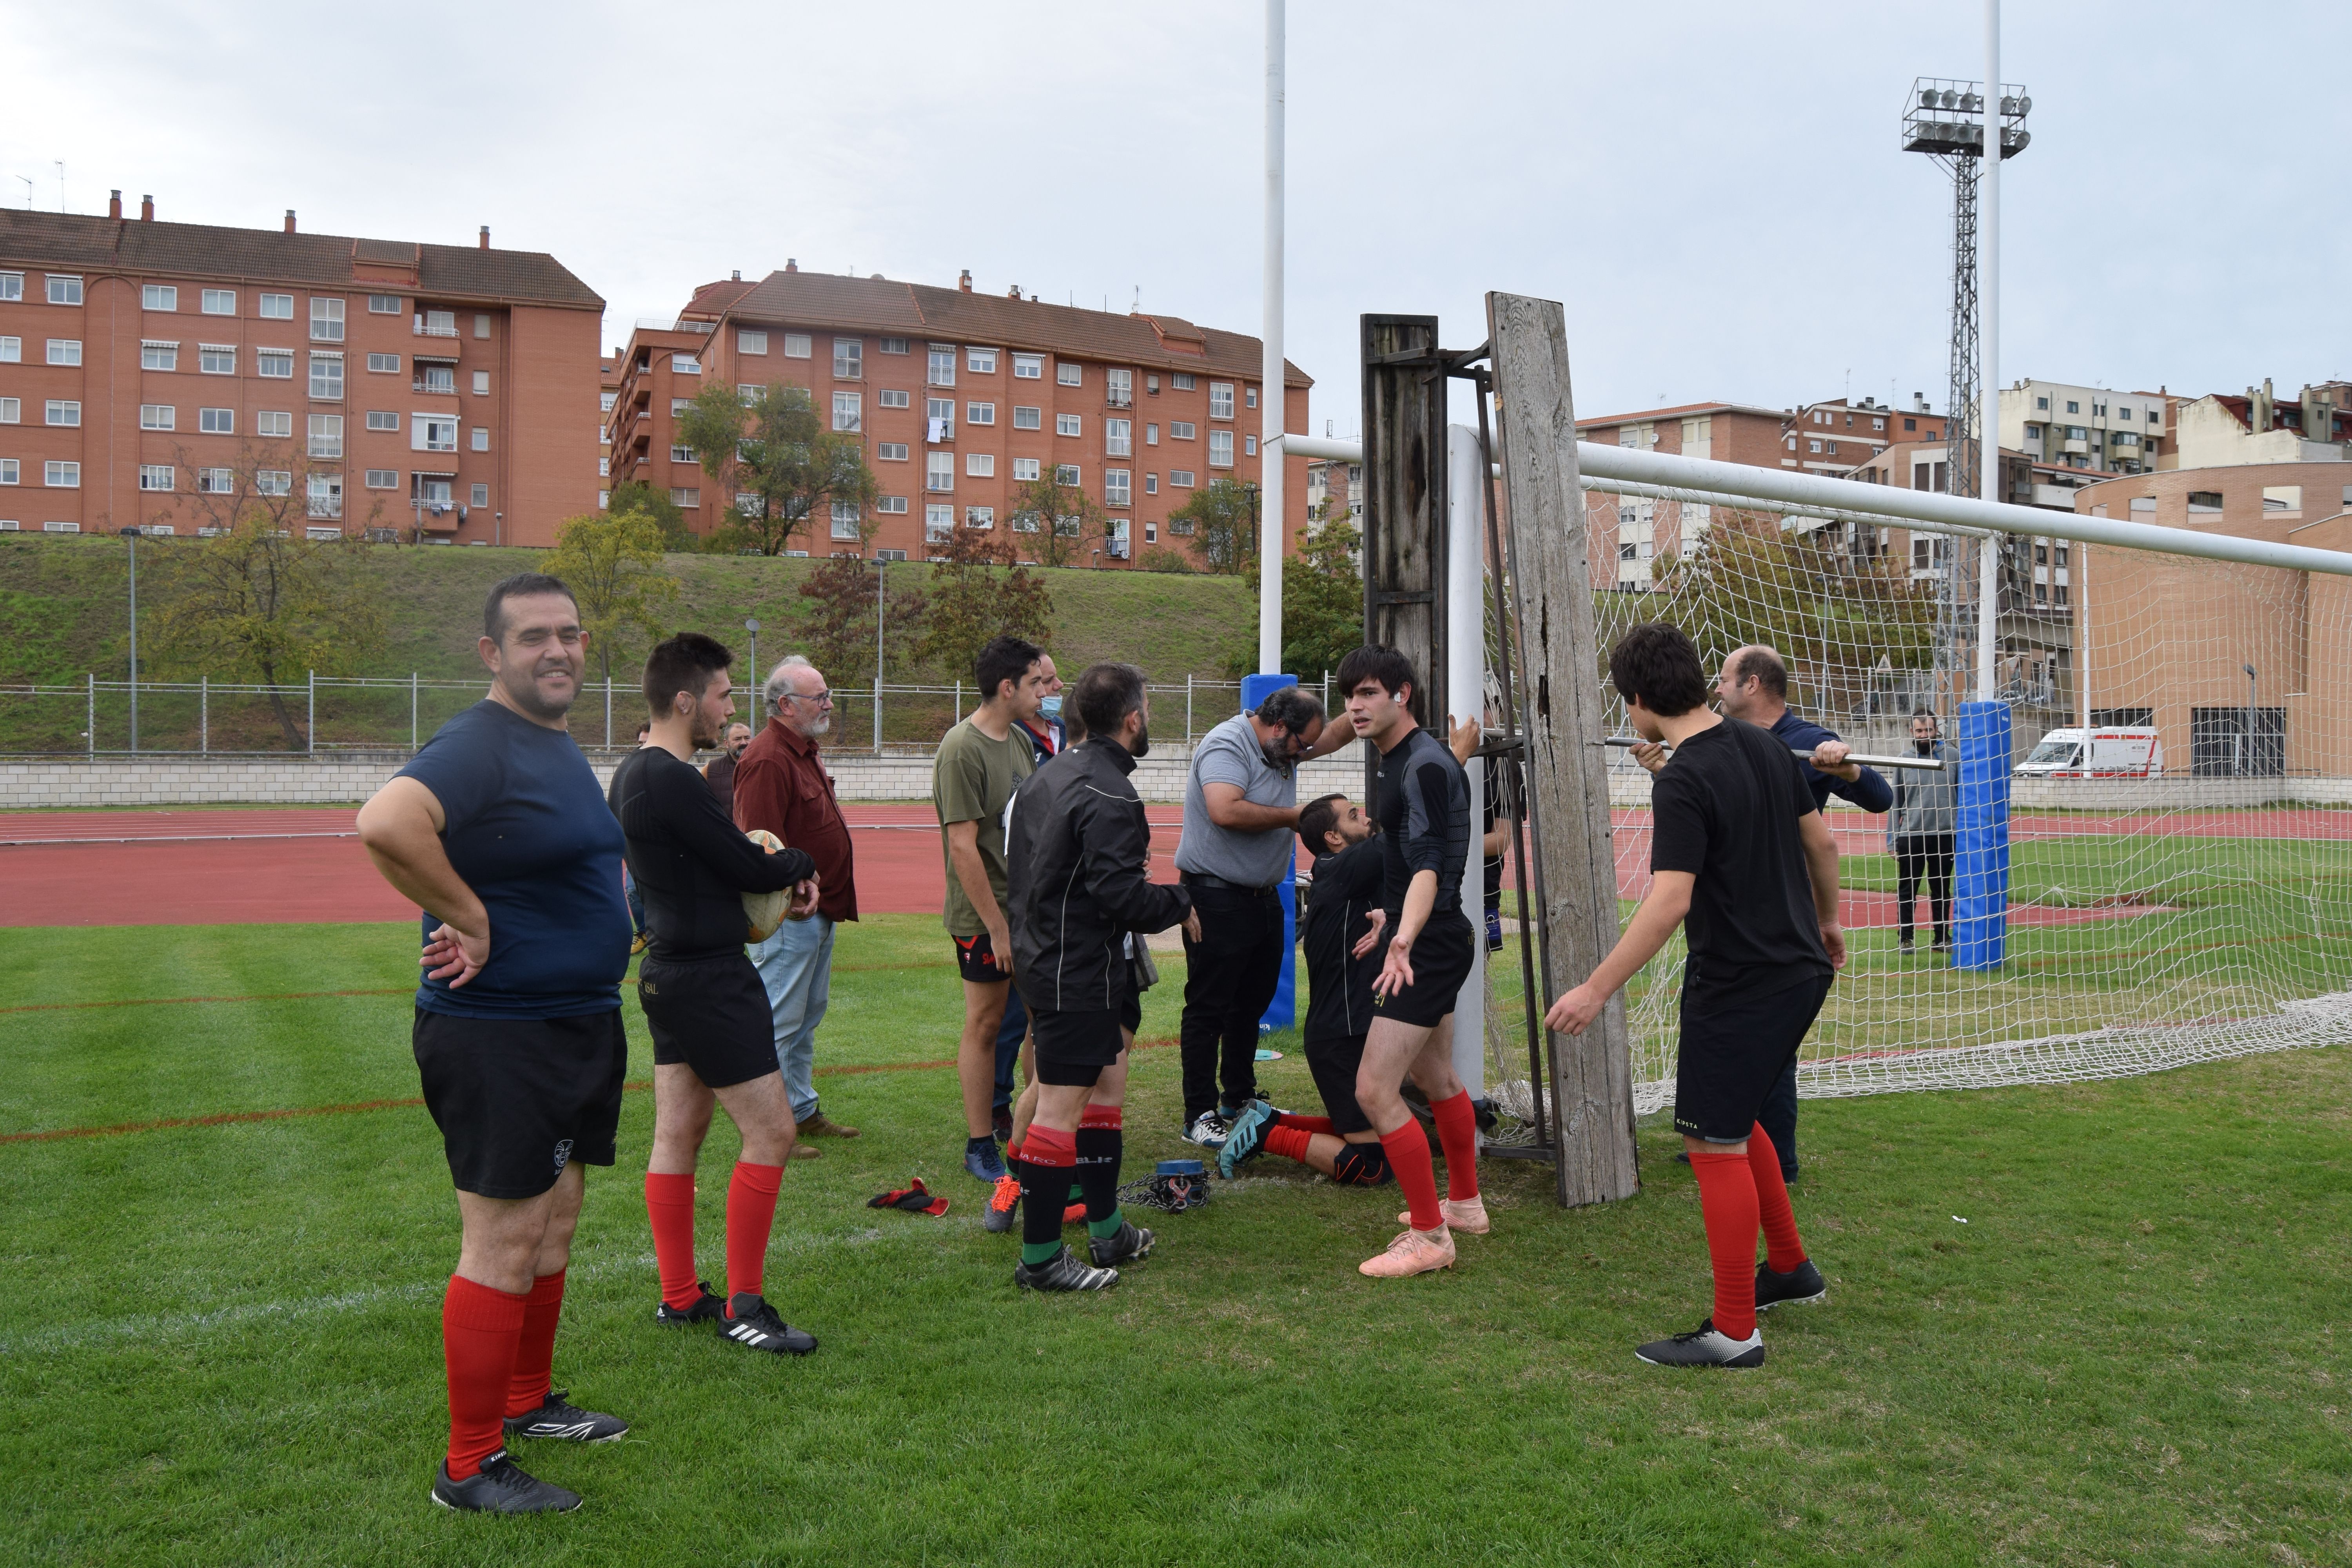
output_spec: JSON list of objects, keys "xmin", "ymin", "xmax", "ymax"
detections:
[
  {"xmin": 1239, "ymin": 671, "xmax": 1299, "ymax": 1031},
  {"xmin": 1952, "ymin": 700, "xmax": 2011, "ymax": 971}
]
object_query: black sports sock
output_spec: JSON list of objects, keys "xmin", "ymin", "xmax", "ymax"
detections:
[
  {"xmin": 1015, "ymin": 1158, "xmax": 1064, "ymax": 1257},
  {"xmin": 1075, "ymin": 1125, "xmax": 1122, "ymax": 1226}
]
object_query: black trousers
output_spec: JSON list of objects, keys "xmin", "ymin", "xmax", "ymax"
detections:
[
  {"xmin": 1894, "ymin": 833, "xmax": 1956, "ymax": 943},
  {"xmin": 1178, "ymin": 882, "xmax": 1285, "ymax": 1123}
]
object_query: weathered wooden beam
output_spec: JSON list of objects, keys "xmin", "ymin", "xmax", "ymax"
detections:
[
  {"xmin": 1359, "ymin": 315, "xmax": 1449, "ymax": 774},
  {"xmin": 1485, "ymin": 290, "xmax": 1640, "ymax": 1207}
]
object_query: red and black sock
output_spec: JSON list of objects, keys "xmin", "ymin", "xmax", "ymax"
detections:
[
  {"xmin": 1265, "ymin": 1125, "xmax": 1315, "ymax": 1164},
  {"xmin": 442, "ymin": 1275, "xmax": 527, "ymax": 1480},
  {"xmin": 644, "ymin": 1171, "xmax": 701, "ymax": 1310},
  {"xmin": 1745, "ymin": 1122, "xmax": 1806, "ymax": 1273},
  {"xmin": 724, "ymin": 1161, "xmax": 783, "ymax": 1310},
  {"xmin": 1381, "ymin": 1122, "xmax": 1443, "ymax": 1231},
  {"xmin": 504, "ymin": 1269, "xmax": 565, "ymax": 1419},
  {"xmin": 1428, "ymin": 1090, "xmax": 1482, "ymax": 1201},
  {"xmin": 1687, "ymin": 1149, "xmax": 1761, "ymax": 1339},
  {"xmin": 1017, "ymin": 1125, "xmax": 1077, "ymax": 1263},
  {"xmin": 1075, "ymin": 1104, "xmax": 1124, "ymax": 1235}
]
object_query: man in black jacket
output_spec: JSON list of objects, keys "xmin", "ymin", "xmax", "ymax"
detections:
[
  {"xmin": 1004, "ymin": 662, "xmax": 1198, "ymax": 1292},
  {"xmin": 610, "ymin": 633, "xmax": 822, "ymax": 1357}
]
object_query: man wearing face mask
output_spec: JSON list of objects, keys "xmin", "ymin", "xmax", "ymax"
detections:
[
  {"xmin": 1172, "ymin": 683, "xmax": 1359, "ymax": 1148},
  {"xmin": 1887, "ymin": 708, "xmax": 1956, "ymax": 953}
]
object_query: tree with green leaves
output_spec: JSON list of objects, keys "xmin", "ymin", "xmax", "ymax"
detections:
[
  {"xmin": 604, "ymin": 480, "xmax": 695, "ymax": 552},
  {"xmin": 798, "ymin": 543, "xmax": 928, "ymax": 691},
  {"xmin": 1009, "ymin": 466, "xmax": 1109, "ymax": 568},
  {"xmin": 546, "ymin": 509, "xmax": 680, "ymax": 684},
  {"xmin": 1266, "ymin": 516, "xmax": 1364, "ymax": 681},
  {"xmin": 1167, "ymin": 476, "xmax": 1259, "ymax": 575},
  {"xmin": 918, "ymin": 526, "xmax": 1053, "ymax": 685},
  {"xmin": 673, "ymin": 382, "xmax": 878, "ymax": 556}
]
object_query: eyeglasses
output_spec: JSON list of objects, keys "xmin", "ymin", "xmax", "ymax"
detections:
[{"xmin": 781, "ymin": 688, "xmax": 833, "ymax": 706}]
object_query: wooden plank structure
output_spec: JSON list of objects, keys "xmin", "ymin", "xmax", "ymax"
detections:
[{"xmin": 1357, "ymin": 314, "xmax": 1451, "ymax": 780}]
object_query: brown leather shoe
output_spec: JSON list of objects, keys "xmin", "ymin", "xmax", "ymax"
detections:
[
  {"xmin": 785, "ymin": 1141, "xmax": 821, "ymax": 1160},
  {"xmin": 797, "ymin": 1113, "xmax": 860, "ymax": 1139}
]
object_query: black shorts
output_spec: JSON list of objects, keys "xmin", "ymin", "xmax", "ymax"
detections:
[
  {"xmin": 1671, "ymin": 969, "xmax": 1834, "ymax": 1142},
  {"xmin": 637, "ymin": 951, "xmax": 779, "ymax": 1090},
  {"xmin": 412, "ymin": 1007, "xmax": 627, "ymax": 1200},
  {"xmin": 1370, "ymin": 913, "xmax": 1476, "ymax": 1029},
  {"xmin": 954, "ymin": 931, "xmax": 1013, "ymax": 984},
  {"xmin": 1031, "ymin": 992, "xmax": 1143, "ymax": 1087},
  {"xmin": 1303, "ymin": 1031, "xmax": 1373, "ymax": 1135}
]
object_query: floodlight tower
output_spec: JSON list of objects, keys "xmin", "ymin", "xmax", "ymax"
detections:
[{"xmin": 1904, "ymin": 73, "xmax": 2027, "ymax": 699}]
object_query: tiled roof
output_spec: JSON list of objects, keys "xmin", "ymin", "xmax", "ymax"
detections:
[
  {"xmin": 1575, "ymin": 400, "xmax": 1789, "ymax": 427},
  {"xmin": 717, "ymin": 270, "xmax": 1311, "ymax": 387},
  {"xmin": 0, "ymin": 210, "xmax": 601, "ymax": 310}
]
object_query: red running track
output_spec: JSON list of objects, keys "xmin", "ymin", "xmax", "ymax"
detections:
[{"xmin": 7, "ymin": 802, "xmax": 2336, "ymax": 929}]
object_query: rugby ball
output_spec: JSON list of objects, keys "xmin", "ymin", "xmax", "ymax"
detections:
[{"xmin": 743, "ymin": 829, "xmax": 792, "ymax": 942}]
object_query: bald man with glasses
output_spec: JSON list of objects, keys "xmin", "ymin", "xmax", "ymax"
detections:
[{"xmin": 734, "ymin": 656, "xmax": 861, "ymax": 1148}]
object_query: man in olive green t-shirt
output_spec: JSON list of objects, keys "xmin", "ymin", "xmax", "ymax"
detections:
[{"xmin": 934, "ymin": 634, "xmax": 1049, "ymax": 1183}]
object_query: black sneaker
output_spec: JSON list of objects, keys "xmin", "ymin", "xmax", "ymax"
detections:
[
  {"xmin": 1086, "ymin": 1220, "xmax": 1156, "ymax": 1268},
  {"xmin": 430, "ymin": 1450, "xmax": 581, "ymax": 1514},
  {"xmin": 503, "ymin": 1390, "xmax": 627, "ymax": 1444},
  {"xmin": 654, "ymin": 1282, "xmax": 726, "ymax": 1328},
  {"xmin": 1635, "ymin": 1317, "xmax": 1766, "ymax": 1368},
  {"xmin": 721, "ymin": 1292, "xmax": 819, "ymax": 1356},
  {"xmin": 1755, "ymin": 1257, "xmax": 1828, "ymax": 1312},
  {"xmin": 1013, "ymin": 1245, "xmax": 1118, "ymax": 1292}
]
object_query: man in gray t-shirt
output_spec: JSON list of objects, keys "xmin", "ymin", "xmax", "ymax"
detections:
[{"xmin": 1174, "ymin": 686, "xmax": 1358, "ymax": 1146}]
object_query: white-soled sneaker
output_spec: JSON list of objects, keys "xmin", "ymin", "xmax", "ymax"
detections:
[
  {"xmin": 1183, "ymin": 1111, "xmax": 1230, "ymax": 1151},
  {"xmin": 1396, "ymin": 1195, "xmax": 1489, "ymax": 1234},
  {"xmin": 1634, "ymin": 1317, "xmax": 1765, "ymax": 1368}
]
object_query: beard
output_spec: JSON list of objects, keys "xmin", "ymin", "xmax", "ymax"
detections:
[
  {"xmin": 1130, "ymin": 720, "xmax": 1151, "ymax": 759},
  {"xmin": 500, "ymin": 662, "xmax": 575, "ymax": 720},
  {"xmin": 802, "ymin": 713, "xmax": 832, "ymax": 737},
  {"xmin": 1914, "ymin": 738, "xmax": 1935, "ymax": 755}
]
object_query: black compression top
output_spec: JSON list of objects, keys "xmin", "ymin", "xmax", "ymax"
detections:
[
  {"xmin": 1302, "ymin": 837, "xmax": 1383, "ymax": 1043},
  {"xmin": 608, "ymin": 746, "xmax": 812, "ymax": 963},
  {"xmin": 1372, "ymin": 725, "xmax": 1472, "ymax": 933}
]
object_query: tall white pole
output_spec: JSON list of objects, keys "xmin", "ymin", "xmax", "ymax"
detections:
[
  {"xmin": 1445, "ymin": 424, "xmax": 1488, "ymax": 1098},
  {"xmin": 1258, "ymin": 0, "xmax": 1286, "ymax": 675},
  {"xmin": 1977, "ymin": 0, "xmax": 2000, "ymax": 702}
]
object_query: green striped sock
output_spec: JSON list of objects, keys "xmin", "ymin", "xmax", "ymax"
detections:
[
  {"xmin": 1021, "ymin": 1240, "xmax": 1062, "ymax": 1267},
  {"xmin": 1086, "ymin": 1206, "xmax": 1124, "ymax": 1241}
]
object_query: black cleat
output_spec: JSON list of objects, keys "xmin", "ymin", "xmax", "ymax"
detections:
[
  {"xmin": 503, "ymin": 1390, "xmax": 628, "ymax": 1444},
  {"xmin": 1086, "ymin": 1220, "xmax": 1156, "ymax": 1269},
  {"xmin": 655, "ymin": 1283, "xmax": 726, "ymax": 1328},
  {"xmin": 1013, "ymin": 1245, "xmax": 1118, "ymax": 1292},
  {"xmin": 721, "ymin": 1292, "xmax": 819, "ymax": 1356},
  {"xmin": 430, "ymin": 1450, "xmax": 581, "ymax": 1514},
  {"xmin": 1755, "ymin": 1257, "xmax": 1828, "ymax": 1312},
  {"xmin": 1635, "ymin": 1317, "xmax": 1766, "ymax": 1368}
]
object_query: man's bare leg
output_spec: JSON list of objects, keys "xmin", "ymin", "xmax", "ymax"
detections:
[
  {"xmin": 456, "ymin": 1165, "xmax": 577, "ymax": 1294},
  {"xmin": 958, "ymin": 979, "xmax": 1011, "ymax": 1140},
  {"xmin": 1354, "ymin": 1017, "xmax": 1457, "ymax": 1274}
]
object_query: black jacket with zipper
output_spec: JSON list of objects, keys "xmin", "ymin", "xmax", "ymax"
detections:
[{"xmin": 1007, "ymin": 736, "xmax": 1192, "ymax": 1014}]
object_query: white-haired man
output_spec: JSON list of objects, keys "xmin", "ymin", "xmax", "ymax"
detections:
[{"xmin": 734, "ymin": 656, "xmax": 860, "ymax": 1151}]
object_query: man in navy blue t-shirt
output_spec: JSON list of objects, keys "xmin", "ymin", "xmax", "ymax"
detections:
[{"xmin": 357, "ymin": 572, "xmax": 633, "ymax": 1515}]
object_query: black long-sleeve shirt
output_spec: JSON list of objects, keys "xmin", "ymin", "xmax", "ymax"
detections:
[
  {"xmin": 1302, "ymin": 837, "xmax": 1383, "ymax": 1043},
  {"xmin": 1373, "ymin": 725, "xmax": 1472, "ymax": 934},
  {"xmin": 608, "ymin": 746, "xmax": 812, "ymax": 963}
]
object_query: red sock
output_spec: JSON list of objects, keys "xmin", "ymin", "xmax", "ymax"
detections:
[
  {"xmin": 1024, "ymin": 1125, "xmax": 1076, "ymax": 1169},
  {"xmin": 1428, "ymin": 1091, "xmax": 1482, "ymax": 1201},
  {"xmin": 1274, "ymin": 1112, "xmax": 1335, "ymax": 1134},
  {"xmin": 1745, "ymin": 1123, "xmax": 1806, "ymax": 1272},
  {"xmin": 1005, "ymin": 1140, "xmax": 1025, "ymax": 1162},
  {"xmin": 1265, "ymin": 1125, "xmax": 1314, "ymax": 1163},
  {"xmin": 505, "ymin": 1270, "xmax": 565, "ymax": 1418},
  {"xmin": 1080, "ymin": 1103, "xmax": 1122, "ymax": 1129},
  {"xmin": 1381, "ymin": 1122, "xmax": 1443, "ymax": 1231},
  {"xmin": 442, "ymin": 1275, "xmax": 527, "ymax": 1480},
  {"xmin": 1687, "ymin": 1150, "xmax": 1761, "ymax": 1339},
  {"xmin": 644, "ymin": 1171, "xmax": 701, "ymax": 1310},
  {"xmin": 724, "ymin": 1161, "xmax": 784, "ymax": 1309}
]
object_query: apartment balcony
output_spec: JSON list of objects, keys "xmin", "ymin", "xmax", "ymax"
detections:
[
  {"xmin": 414, "ymin": 378, "xmax": 457, "ymax": 396},
  {"xmin": 1105, "ymin": 390, "xmax": 1133, "ymax": 409},
  {"xmin": 413, "ymin": 319, "xmax": 460, "ymax": 339},
  {"xmin": 2062, "ymin": 438, "xmax": 2089, "ymax": 455}
]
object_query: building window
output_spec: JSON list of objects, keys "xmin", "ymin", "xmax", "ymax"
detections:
[
  {"xmin": 365, "ymin": 410, "xmax": 398, "ymax": 432},
  {"xmin": 831, "ymin": 499, "xmax": 862, "ymax": 540},
  {"xmin": 307, "ymin": 473, "xmax": 342, "ymax": 518},
  {"xmin": 600, "ymin": 392, "xmax": 617, "ymax": 413},
  {"xmin": 194, "ymin": 343, "xmax": 233, "ymax": 375},
  {"xmin": 309, "ymin": 353, "xmax": 343, "ymax": 399},
  {"xmin": 258, "ymin": 411, "xmax": 293, "ymax": 438},
  {"xmin": 48, "ymin": 339, "xmax": 83, "ymax": 366},
  {"xmin": 1170, "ymin": 420, "xmax": 1196, "ymax": 441},
  {"xmin": 834, "ymin": 338, "xmax": 863, "ymax": 379},
  {"xmin": 1808, "ymin": 439, "xmax": 1822, "ymax": 453},
  {"xmin": 738, "ymin": 329, "xmax": 768, "ymax": 355},
  {"xmin": 1144, "ymin": 473, "xmax": 1158, "ymax": 495},
  {"xmin": 967, "ymin": 401, "xmax": 995, "ymax": 425},
  {"xmin": 1209, "ymin": 431, "xmax": 1234, "ymax": 467},
  {"xmin": 926, "ymin": 397, "xmax": 955, "ymax": 437},
  {"xmin": 1010, "ymin": 509, "xmax": 1040, "ymax": 534},
  {"xmin": 474, "ymin": 314, "xmax": 491, "ymax": 340},
  {"xmin": 198, "ymin": 468, "xmax": 234, "ymax": 493},
  {"xmin": 471, "ymin": 483, "xmax": 489, "ymax": 506},
  {"xmin": 1106, "ymin": 368, "xmax": 1132, "ymax": 407},
  {"xmin": 1012, "ymin": 353, "xmax": 1043, "ymax": 380},
  {"xmin": 137, "ymin": 464, "xmax": 174, "ymax": 492},
  {"xmin": 0, "ymin": 337, "xmax": 15, "ymax": 363},
  {"xmin": 1172, "ymin": 372, "xmax": 1195, "ymax": 391},
  {"xmin": 1105, "ymin": 469, "xmax": 1130, "ymax": 506},
  {"xmin": 958, "ymin": 346, "xmax": 996, "ymax": 376},
  {"xmin": 1012, "ymin": 457, "xmax": 1040, "ymax": 482},
  {"xmin": 1244, "ymin": 435, "xmax": 1258, "ymax": 456},
  {"xmin": 1144, "ymin": 522, "xmax": 1158, "ymax": 543},
  {"xmin": 1145, "ymin": 422, "xmax": 1158, "ymax": 446},
  {"xmin": 472, "ymin": 370, "xmax": 489, "ymax": 396},
  {"xmin": 366, "ymin": 294, "xmax": 402, "ymax": 315},
  {"xmin": 45, "ymin": 460, "xmax": 80, "ymax": 487},
  {"xmin": 142, "ymin": 340, "xmax": 178, "ymax": 371},
  {"xmin": 365, "ymin": 352, "xmax": 399, "ymax": 374},
  {"xmin": 140, "ymin": 404, "xmax": 175, "ymax": 430},
  {"xmin": 833, "ymin": 391, "xmax": 862, "ymax": 432},
  {"xmin": 308, "ymin": 414, "xmax": 343, "ymax": 457},
  {"xmin": 1170, "ymin": 469, "xmax": 1196, "ymax": 488},
  {"xmin": 670, "ymin": 487, "xmax": 700, "ymax": 508},
  {"xmin": 926, "ymin": 503, "xmax": 955, "ymax": 543},
  {"xmin": 964, "ymin": 506, "xmax": 995, "ymax": 529},
  {"xmin": 255, "ymin": 469, "xmax": 291, "ymax": 495},
  {"xmin": 1056, "ymin": 362, "xmax": 1082, "ymax": 387},
  {"xmin": 47, "ymin": 275, "xmax": 83, "ymax": 305},
  {"xmin": 1105, "ymin": 418, "xmax": 1133, "ymax": 457},
  {"xmin": 417, "ymin": 309, "xmax": 455, "ymax": 336},
  {"xmin": 928, "ymin": 345, "xmax": 956, "ymax": 387},
  {"xmin": 258, "ymin": 348, "xmax": 294, "ymax": 379},
  {"xmin": 783, "ymin": 334, "xmax": 812, "ymax": 359},
  {"xmin": 0, "ymin": 457, "xmax": 15, "ymax": 481},
  {"xmin": 734, "ymin": 493, "xmax": 760, "ymax": 516},
  {"xmin": 875, "ymin": 495, "xmax": 908, "ymax": 514},
  {"xmin": 1055, "ymin": 464, "xmax": 1080, "ymax": 486},
  {"xmin": 471, "ymin": 426, "xmax": 489, "ymax": 452},
  {"xmin": 1246, "ymin": 385, "xmax": 1260, "ymax": 410},
  {"xmin": 967, "ymin": 453, "xmax": 995, "ymax": 477},
  {"xmin": 879, "ymin": 389, "xmax": 911, "ymax": 409},
  {"xmin": 306, "ymin": 298, "xmax": 343, "ymax": 342},
  {"xmin": 141, "ymin": 283, "xmax": 178, "ymax": 312},
  {"xmin": 1013, "ymin": 405, "xmax": 1042, "ymax": 430},
  {"xmin": 880, "ymin": 337, "xmax": 909, "ymax": 356},
  {"xmin": 365, "ymin": 469, "xmax": 397, "ymax": 489},
  {"xmin": 46, "ymin": 399, "xmax": 80, "ymax": 426},
  {"xmin": 671, "ymin": 399, "xmax": 693, "ymax": 417},
  {"xmin": 414, "ymin": 414, "xmax": 458, "ymax": 453},
  {"xmin": 1057, "ymin": 413, "xmax": 1082, "ymax": 437},
  {"xmin": 877, "ymin": 442, "xmax": 909, "ymax": 462},
  {"xmin": 201, "ymin": 407, "xmax": 234, "ymax": 434},
  {"xmin": 1209, "ymin": 383, "xmax": 1234, "ymax": 419},
  {"xmin": 258, "ymin": 292, "xmax": 293, "ymax": 319},
  {"xmin": 927, "ymin": 452, "xmax": 954, "ymax": 491},
  {"xmin": 0, "ymin": 272, "xmax": 21, "ymax": 301}
]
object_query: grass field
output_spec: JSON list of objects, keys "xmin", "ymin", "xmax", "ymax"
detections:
[{"xmin": 5, "ymin": 913, "xmax": 2350, "ymax": 1566}]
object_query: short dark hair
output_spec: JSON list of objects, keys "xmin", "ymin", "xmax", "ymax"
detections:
[
  {"xmin": 1298, "ymin": 793, "xmax": 1348, "ymax": 854},
  {"xmin": 1336, "ymin": 645, "xmax": 1416, "ymax": 700},
  {"xmin": 1911, "ymin": 705, "xmax": 1938, "ymax": 722},
  {"xmin": 483, "ymin": 573, "xmax": 577, "ymax": 642},
  {"xmin": 975, "ymin": 634, "xmax": 1045, "ymax": 704},
  {"xmin": 635, "ymin": 719, "xmax": 651, "ymax": 738},
  {"xmin": 1256, "ymin": 685, "xmax": 1326, "ymax": 735},
  {"xmin": 642, "ymin": 632, "xmax": 734, "ymax": 716},
  {"xmin": 1728, "ymin": 644, "xmax": 1788, "ymax": 701},
  {"xmin": 1608, "ymin": 622, "xmax": 1709, "ymax": 717},
  {"xmin": 1072, "ymin": 661, "xmax": 1147, "ymax": 740}
]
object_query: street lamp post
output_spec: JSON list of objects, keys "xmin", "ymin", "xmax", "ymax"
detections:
[
  {"xmin": 745, "ymin": 618, "xmax": 762, "ymax": 727},
  {"xmin": 2243, "ymin": 662, "xmax": 2258, "ymax": 777},
  {"xmin": 874, "ymin": 559, "xmax": 887, "ymax": 752},
  {"xmin": 119, "ymin": 526, "xmax": 140, "ymax": 752}
]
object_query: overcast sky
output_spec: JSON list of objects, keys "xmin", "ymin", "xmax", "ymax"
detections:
[{"xmin": 8, "ymin": 1, "xmax": 2347, "ymax": 434}]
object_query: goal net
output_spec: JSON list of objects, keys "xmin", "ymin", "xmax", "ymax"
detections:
[{"xmin": 1478, "ymin": 470, "xmax": 2352, "ymax": 1124}]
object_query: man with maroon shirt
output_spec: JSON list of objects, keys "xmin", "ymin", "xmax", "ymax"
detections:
[{"xmin": 735, "ymin": 655, "xmax": 860, "ymax": 1146}]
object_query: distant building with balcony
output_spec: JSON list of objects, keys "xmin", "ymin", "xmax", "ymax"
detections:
[
  {"xmin": 2167, "ymin": 378, "xmax": 2352, "ymax": 470},
  {"xmin": 0, "ymin": 196, "xmax": 601, "ymax": 544},
  {"xmin": 1996, "ymin": 377, "xmax": 2169, "ymax": 476}
]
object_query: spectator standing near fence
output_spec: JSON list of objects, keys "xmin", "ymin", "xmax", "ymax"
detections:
[
  {"xmin": 1171, "ymin": 685, "xmax": 1356, "ymax": 1149},
  {"xmin": 988, "ymin": 652, "xmax": 1067, "ymax": 1142},
  {"xmin": 734, "ymin": 657, "xmax": 861, "ymax": 1151},
  {"xmin": 702, "ymin": 723, "xmax": 752, "ymax": 819},
  {"xmin": 1888, "ymin": 708, "xmax": 1956, "ymax": 953}
]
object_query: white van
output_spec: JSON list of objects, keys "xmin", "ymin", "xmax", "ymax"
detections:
[{"xmin": 2014, "ymin": 726, "xmax": 2164, "ymax": 779}]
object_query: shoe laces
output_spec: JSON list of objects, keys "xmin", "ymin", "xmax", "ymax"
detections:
[
  {"xmin": 989, "ymin": 1175, "xmax": 1020, "ymax": 1211},
  {"xmin": 1386, "ymin": 1227, "xmax": 1441, "ymax": 1256}
]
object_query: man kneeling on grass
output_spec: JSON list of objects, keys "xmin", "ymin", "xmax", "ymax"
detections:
[
  {"xmin": 1219, "ymin": 792, "xmax": 1394, "ymax": 1186},
  {"xmin": 1544, "ymin": 622, "xmax": 1839, "ymax": 1368}
]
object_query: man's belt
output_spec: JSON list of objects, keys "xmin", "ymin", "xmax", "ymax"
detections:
[{"xmin": 1180, "ymin": 871, "xmax": 1282, "ymax": 895}]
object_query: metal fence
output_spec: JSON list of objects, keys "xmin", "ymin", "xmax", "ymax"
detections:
[{"xmin": 0, "ymin": 672, "xmax": 1305, "ymax": 757}]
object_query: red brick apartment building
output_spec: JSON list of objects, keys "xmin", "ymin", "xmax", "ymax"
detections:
[
  {"xmin": 603, "ymin": 265, "xmax": 1312, "ymax": 563},
  {"xmin": 0, "ymin": 197, "xmax": 601, "ymax": 545}
]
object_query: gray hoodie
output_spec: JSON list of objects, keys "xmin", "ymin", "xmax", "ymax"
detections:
[{"xmin": 1887, "ymin": 740, "xmax": 1956, "ymax": 840}]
